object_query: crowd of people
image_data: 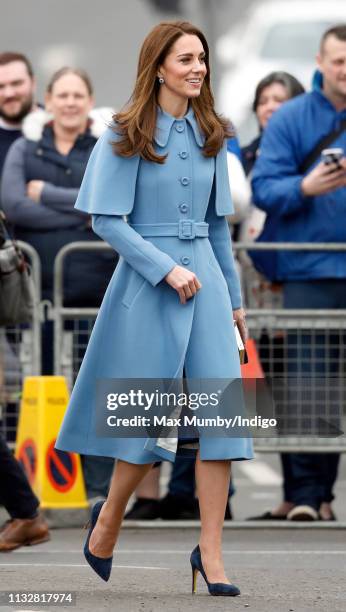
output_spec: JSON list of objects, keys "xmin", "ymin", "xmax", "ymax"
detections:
[{"xmin": 0, "ymin": 22, "xmax": 345, "ymax": 551}]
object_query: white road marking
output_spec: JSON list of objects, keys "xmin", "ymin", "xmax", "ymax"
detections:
[
  {"xmin": 4, "ymin": 549, "xmax": 346, "ymax": 559},
  {"xmin": 238, "ymin": 460, "xmax": 282, "ymax": 485},
  {"xmin": 0, "ymin": 563, "xmax": 169, "ymax": 568}
]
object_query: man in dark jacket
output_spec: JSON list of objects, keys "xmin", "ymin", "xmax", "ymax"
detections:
[
  {"xmin": 0, "ymin": 52, "xmax": 37, "ymax": 180},
  {"xmin": 252, "ymin": 25, "xmax": 346, "ymax": 521},
  {"xmin": 0, "ymin": 53, "xmax": 50, "ymax": 550},
  {"xmin": 0, "ymin": 436, "xmax": 49, "ymax": 551}
]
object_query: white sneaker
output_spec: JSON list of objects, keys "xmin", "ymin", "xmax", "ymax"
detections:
[{"xmin": 287, "ymin": 505, "xmax": 319, "ymax": 521}]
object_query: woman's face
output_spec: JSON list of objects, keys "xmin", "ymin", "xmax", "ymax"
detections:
[
  {"xmin": 256, "ymin": 82, "xmax": 289, "ymax": 129},
  {"xmin": 45, "ymin": 73, "xmax": 94, "ymax": 131},
  {"xmin": 158, "ymin": 34, "xmax": 207, "ymax": 101}
]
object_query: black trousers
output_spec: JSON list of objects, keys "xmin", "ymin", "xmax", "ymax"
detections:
[
  {"xmin": 281, "ymin": 280, "xmax": 343, "ymax": 509},
  {"xmin": 0, "ymin": 435, "xmax": 39, "ymax": 519}
]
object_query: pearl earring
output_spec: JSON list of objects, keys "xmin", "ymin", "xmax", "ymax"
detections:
[{"xmin": 158, "ymin": 76, "xmax": 164, "ymax": 84}]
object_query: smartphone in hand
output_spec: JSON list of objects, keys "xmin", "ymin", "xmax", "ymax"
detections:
[{"xmin": 321, "ymin": 147, "xmax": 344, "ymax": 168}]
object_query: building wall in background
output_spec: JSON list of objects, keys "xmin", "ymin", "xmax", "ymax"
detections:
[{"xmin": 0, "ymin": 0, "xmax": 254, "ymax": 112}]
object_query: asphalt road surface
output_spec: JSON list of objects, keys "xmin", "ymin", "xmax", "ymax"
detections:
[
  {"xmin": 0, "ymin": 527, "xmax": 345, "ymax": 612},
  {"xmin": 0, "ymin": 453, "xmax": 345, "ymax": 612}
]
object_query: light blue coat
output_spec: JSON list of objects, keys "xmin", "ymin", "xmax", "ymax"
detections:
[{"xmin": 55, "ymin": 107, "xmax": 253, "ymax": 463}]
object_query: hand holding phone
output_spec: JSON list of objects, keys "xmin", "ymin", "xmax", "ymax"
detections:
[{"xmin": 301, "ymin": 149, "xmax": 346, "ymax": 197}]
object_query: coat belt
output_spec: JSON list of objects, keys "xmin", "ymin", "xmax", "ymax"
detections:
[{"xmin": 130, "ymin": 219, "xmax": 209, "ymax": 240}]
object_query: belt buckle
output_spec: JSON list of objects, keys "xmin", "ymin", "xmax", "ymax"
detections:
[{"xmin": 179, "ymin": 219, "xmax": 195, "ymax": 240}]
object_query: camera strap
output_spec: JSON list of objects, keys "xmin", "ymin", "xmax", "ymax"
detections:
[{"xmin": 299, "ymin": 119, "xmax": 346, "ymax": 174}]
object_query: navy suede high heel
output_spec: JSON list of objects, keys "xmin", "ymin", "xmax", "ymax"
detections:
[
  {"xmin": 190, "ymin": 545, "xmax": 240, "ymax": 596},
  {"xmin": 83, "ymin": 500, "xmax": 113, "ymax": 582}
]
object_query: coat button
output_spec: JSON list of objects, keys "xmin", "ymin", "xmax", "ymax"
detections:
[
  {"xmin": 181, "ymin": 256, "xmax": 190, "ymax": 265},
  {"xmin": 175, "ymin": 123, "xmax": 185, "ymax": 132},
  {"xmin": 179, "ymin": 203, "xmax": 188, "ymax": 213},
  {"xmin": 36, "ymin": 148, "xmax": 43, "ymax": 156},
  {"xmin": 65, "ymin": 168, "xmax": 72, "ymax": 175},
  {"xmin": 180, "ymin": 176, "xmax": 190, "ymax": 186},
  {"xmin": 179, "ymin": 151, "xmax": 188, "ymax": 159}
]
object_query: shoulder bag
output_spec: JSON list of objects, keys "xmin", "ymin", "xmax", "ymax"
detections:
[{"xmin": 0, "ymin": 211, "xmax": 35, "ymax": 326}]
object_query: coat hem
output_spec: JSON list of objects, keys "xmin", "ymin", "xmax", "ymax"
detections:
[
  {"xmin": 54, "ymin": 435, "xmax": 176, "ymax": 464},
  {"xmin": 54, "ymin": 435, "xmax": 254, "ymax": 463}
]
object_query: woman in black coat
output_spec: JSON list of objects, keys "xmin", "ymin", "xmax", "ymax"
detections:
[
  {"xmin": 1, "ymin": 67, "xmax": 117, "ymax": 310},
  {"xmin": 1, "ymin": 68, "xmax": 116, "ymax": 500},
  {"xmin": 1, "ymin": 68, "xmax": 117, "ymax": 378},
  {"xmin": 241, "ymin": 71, "xmax": 305, "ymax": 176}
]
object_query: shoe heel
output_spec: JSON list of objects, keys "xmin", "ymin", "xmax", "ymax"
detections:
[
  {"xmin": 190, "ymin": 544, "xmax": 241, "ymax": 597},
  {"xmin": 191, "ymin": 567, "xmax": 198, "ymax": 594}
]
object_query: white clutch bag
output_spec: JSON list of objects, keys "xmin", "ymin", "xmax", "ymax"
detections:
[{"xmin": 234, "ymin": 321, "xmax": 248, "ymax": 365}]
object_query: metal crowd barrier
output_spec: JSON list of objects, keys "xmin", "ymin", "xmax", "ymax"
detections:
[
  {"xmin": 52, "ymin": 241, "xmax": 112, "ymax": 388},
  {"xmin": 0, "ymin": 242, "xmax": 41, "ymax": 443},
  {"xmin": 234, "ymin": 242, "xmax": 346, "ymax": 452},
  {"xmin": 53, "ymin": 241, "xmax": 346, "ymax": 452}
]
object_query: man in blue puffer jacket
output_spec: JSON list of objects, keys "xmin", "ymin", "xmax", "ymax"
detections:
[{"xmin": 251, "ymin": 25, "xmax": 346, "ymax": 522}]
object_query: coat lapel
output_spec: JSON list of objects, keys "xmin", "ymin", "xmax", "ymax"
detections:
[{"xmin": 154, "ymin": 105, "xmax": 205, "ymax": 148}]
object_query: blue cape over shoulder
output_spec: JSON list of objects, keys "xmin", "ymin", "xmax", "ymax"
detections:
[{"xmin": 74, "ymin": 126, "xmax": 234, "ymax": 217}]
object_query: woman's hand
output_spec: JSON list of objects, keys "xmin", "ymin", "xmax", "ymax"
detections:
[
  {"xmin": 233, "ymin": 307, "xmax": 248, "ymax": 344},
  {"xmin": 27, "ymin": 180, "xmax": 45, "ymax": 202},
  {"xmin": 165, "ymin": 265, "xmax": 202, "ymax": 304}
]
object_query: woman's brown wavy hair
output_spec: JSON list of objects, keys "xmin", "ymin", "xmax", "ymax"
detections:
[{"xmin": 112, "ymin": 21, "xmax": 233, "ymax": 163}]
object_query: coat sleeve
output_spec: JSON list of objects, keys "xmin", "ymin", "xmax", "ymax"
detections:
[
  {"xmin": 251, "ymin": 109, "xmax": 309, "ymax": 217},
  {"xmin": 91, "ymin": 214, "xmax": 176, "ymax": 287},
  {"xmin": 41, "ymin": 183, "xmax": 83, "ymax": 215},
  {"xmin": 1, "ymin": 138, "xmax": 84, "ymax": 229},
  {"xmin": 206, "ymin": 182, "xmax": 243, "ymax": 310}
]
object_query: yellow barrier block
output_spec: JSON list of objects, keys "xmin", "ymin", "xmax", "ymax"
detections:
[{"xmin": 16, "ymin": 376, "xmax": 88, "ymax": 509}]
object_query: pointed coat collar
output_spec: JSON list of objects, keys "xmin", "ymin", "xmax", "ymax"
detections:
[{"xmin": 154, "ymin": 105, "xmax": 205, "ymax": 148}]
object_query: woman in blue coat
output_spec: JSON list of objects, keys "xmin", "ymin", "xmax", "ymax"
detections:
[{"xmin": 56, "ymin": 21, "xmax": 253, "ymax": 594}]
